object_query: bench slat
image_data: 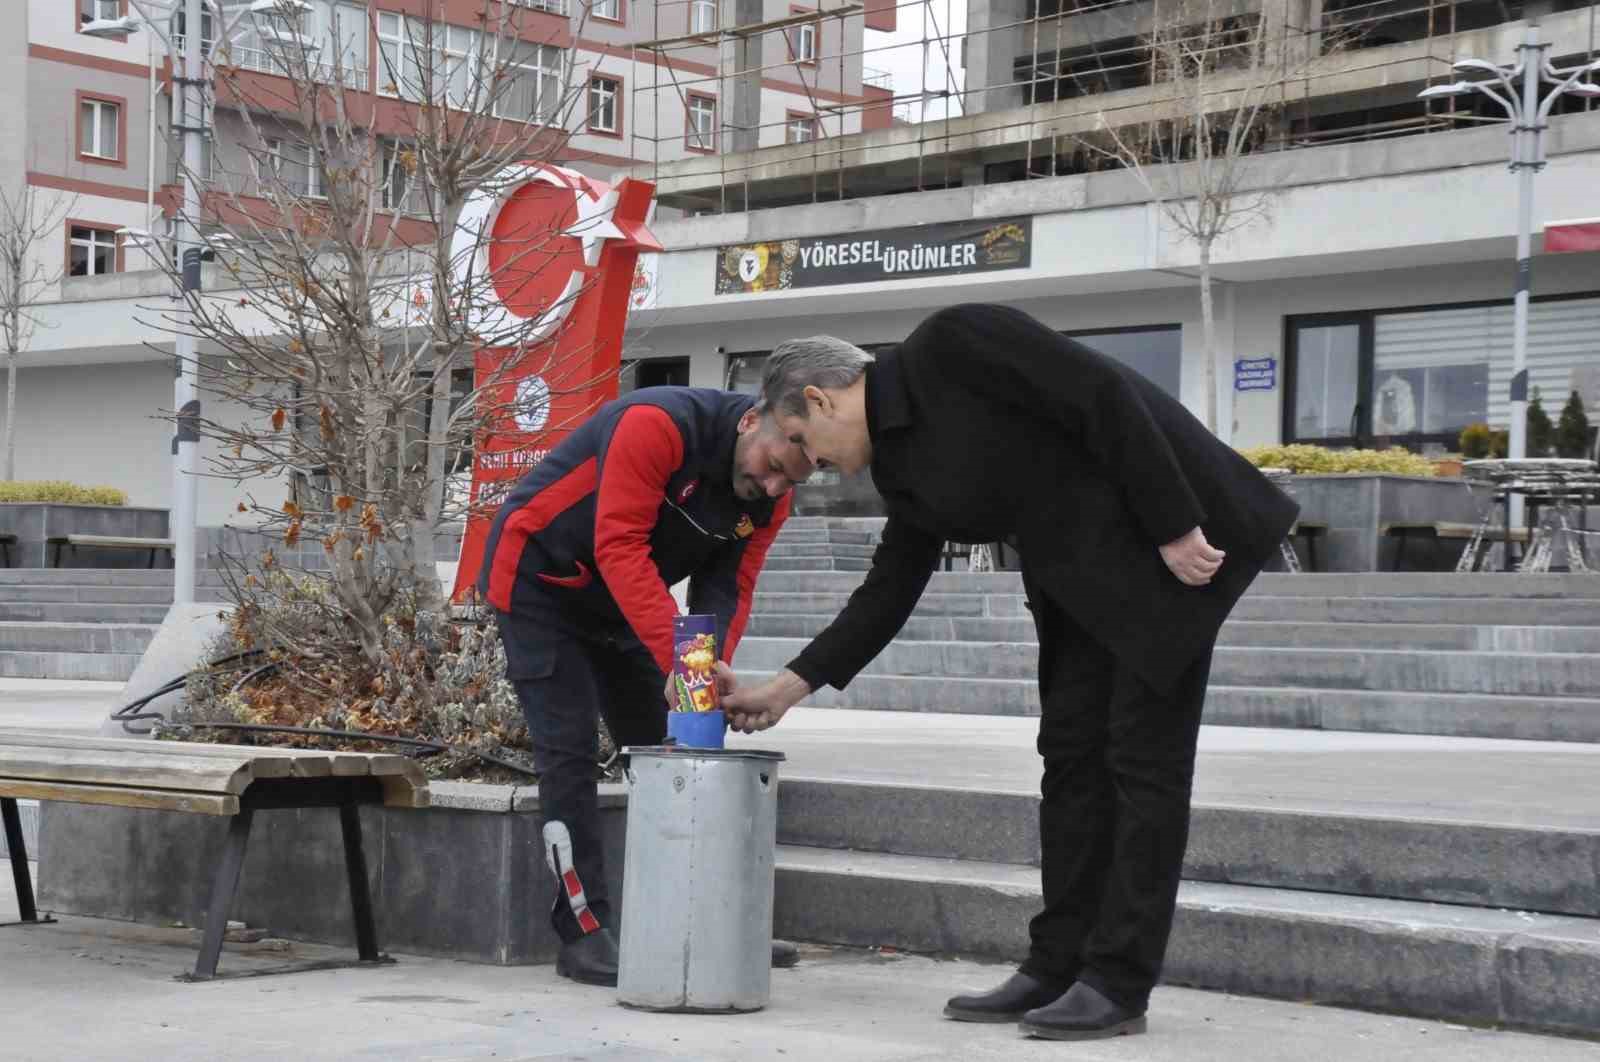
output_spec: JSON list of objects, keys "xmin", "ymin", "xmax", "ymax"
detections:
[
  {"xmin": 0, "ymin": 777, "xmax": 238, "ymax": 815},
  {"xmin": 0, "ymin": 746, "xmax": 256, "ymax": 795},
  {"xmin": 0, "ymin": 731, "xmax": 299, "ymax": 777},
  {"xmin": 0, "ymin": 731, "xmax": 406, "ymax": 779}
]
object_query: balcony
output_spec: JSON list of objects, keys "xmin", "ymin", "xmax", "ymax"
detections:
[{"xmin": 862, "ymin": 66, "xmax": 894, "ymax": 91}]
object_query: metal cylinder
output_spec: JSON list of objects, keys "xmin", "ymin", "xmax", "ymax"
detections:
[{"xmin": 616, "ymin": 746, "xmax": 784, "ymax": 1013}]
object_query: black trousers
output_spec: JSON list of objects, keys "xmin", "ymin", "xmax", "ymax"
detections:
[
  {"xmin": 498, "ymin": 603, "xmax": 666, "ymax": 943},
  {"xmin": 1016, "ymin": 572, "xmax": 1213, "ymax": 1011}
]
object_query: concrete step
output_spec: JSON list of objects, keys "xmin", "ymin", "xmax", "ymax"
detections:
[
  {"xmin": 764, "ymin": 557, "xmax": 873, "ymax": 572},
  {"xmin": 0, "ymin": 650, "xmax": 141, "ymax": 681},
  {"xmin": 777, "ymin": 779, "xmax": 1600, "ymax": 917},
  {"xmin": 745, "ymin": 614, "xmax": 1600, "ymax": 653},
  {"xmin": 754, "ymin": 590, "xmax": 1600, "ymax": 627},
  {"xmin": 755, "ymin": 569, "xmax": 1600, "ymax": 600},
  {"xmin": 756, "ymin": 672, "xmax": 1600, "ymax": 741},
  {"xmin": 739, "ymin": 638, "xmax": 1600, "ymax": 697},
  {"xmin": 1230, "ymin": 596, "xmax": 1600, "ymax": 626},
  {"xmin": 765, "ymin": 543, "xmax": 878, "ymax": 559},
  {"xmin": 773, "ymin": 847, "xmax": 1600, "ymax": 1037},
  {"xmin": 0, "ymin": 569, "xmax": 229, "ymax": 586},
  {"xmin": 771, "ymin": 528, "xmax": 831, "ymax": 543},
  {"xmin": 753, "ymin": 591, "xmax": 1026, "ymax": 618},
  {"xmin": 0, "ymin": 585, "xmax": 178, "ymax": 605},
  {"xmin": 0, "ymin": 622, "xmax": 159, "ymax": 654},
  {"xmin": 1202, "ymin": 686, "xmax": 1600, "ymax": 743},
  {"xmin": 0, "ymin": 602, "xmax": 174, "ymax": 624}
]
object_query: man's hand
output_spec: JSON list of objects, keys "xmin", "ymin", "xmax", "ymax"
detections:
[
  {"xmin": 721, "ymin": 668, "xmax": 812, "ymax": 733},
  {"xmin": 1159, "ymin": 526, "xmax": 1225, "ymax": 587}
]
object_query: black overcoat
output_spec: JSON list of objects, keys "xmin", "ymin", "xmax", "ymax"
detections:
[{"xmin": 785, "ymin": 303, "xmax": 1301, "ymax": 697}]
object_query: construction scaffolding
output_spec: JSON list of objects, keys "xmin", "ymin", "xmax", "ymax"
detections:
[{"xmin": 605, "ymin": 0, "xmax": 1598, "ymax": 212}]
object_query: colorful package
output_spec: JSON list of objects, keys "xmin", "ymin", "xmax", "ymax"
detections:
[{"xmin": 671, "ymin": 614, "xmax": 720, "ymax": 713}]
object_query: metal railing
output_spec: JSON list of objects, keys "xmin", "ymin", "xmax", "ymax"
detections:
[{"xmin": 862, "ymin": 66, "xmax": 894, "ymax": 91}]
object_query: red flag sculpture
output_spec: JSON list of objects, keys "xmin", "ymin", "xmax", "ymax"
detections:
[{"xmin": 450, "ymin": 164, "xmax": 661, "ymax": 603}]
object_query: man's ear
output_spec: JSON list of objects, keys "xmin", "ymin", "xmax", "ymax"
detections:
[
  {"xmin": 736, "ymin": 407, "xmax": 760, "ymax": 434},
  {"xmin": 803, "ymin": 385, "xmax": 831, "ymax": 418}
]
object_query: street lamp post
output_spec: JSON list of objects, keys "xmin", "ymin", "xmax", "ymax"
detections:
[
  {"xmin": 82, "ymin": 0, "xmax": 313, "ymax": 606},
  {"xmin": 1418, "ymin": 24, "xmax": 1600, "ymax": 534}
]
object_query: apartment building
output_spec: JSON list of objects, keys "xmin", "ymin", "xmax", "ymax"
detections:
[
  {"xmin": 2, "ymin": 0, "xmax": 894, "ymax": 518},
  {"xmin": 618, "ymin": 0, "xmax": 1600, "ymax": 455}
]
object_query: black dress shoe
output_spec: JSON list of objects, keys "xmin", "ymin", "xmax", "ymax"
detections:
[
  {"xmin": 771, "ymin": 939, "xmax": 800, "ymax": 968},
  {"xmin": 1020, "ymin": 981, "xmax": 1147, "ymax": 1040},
  {"xmin": 555, "ymin": 927, "xmax": 620, "ymax": 986},
  {"xmin": 943, "ymin": 972, "xmax": 1065, "ymax": 1022}
]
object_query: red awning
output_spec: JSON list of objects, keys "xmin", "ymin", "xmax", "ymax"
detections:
[{"xmin": 1544, "ymin": 217, "xmax": 1600, "ymax": 253}]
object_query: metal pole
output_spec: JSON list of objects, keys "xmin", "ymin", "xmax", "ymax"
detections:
[
  {"xmin": 1506, "ymin": 19, "xmax": 1542, "ymax": 535},
  {"xmin": 172, "ymin": 0, "xmax": 204, "ymax": 605}
]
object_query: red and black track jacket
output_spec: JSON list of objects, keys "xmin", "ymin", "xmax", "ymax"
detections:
[{"xmin": 480, "ymin": 387, "xmax": 791, "ymax": 676}]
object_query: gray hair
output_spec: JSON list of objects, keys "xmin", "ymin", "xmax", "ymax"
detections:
[{"xmin": 761, "ymin": 336, "xmax": 875, "ymax": 418}]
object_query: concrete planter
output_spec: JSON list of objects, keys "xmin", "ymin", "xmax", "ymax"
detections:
[
  {"xmin": 1283, "ymin": 474, "xmax": 1483, "ymax": 572},
  {"xmin": 36, "ymin": 782, "xmax": 627, "ymax": 965},
  {"xmin": 0, "ymin": 503, "xmax": 171, "ymax": 569}
]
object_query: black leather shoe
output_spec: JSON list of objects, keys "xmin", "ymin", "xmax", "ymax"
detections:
[
  {"xmin": 555, "ymin": 927, "xmax": 620, "ymax": 986},
  {"xmin": 943, "ymin": 972, "xmax": 1065, "ymax": 1022},
  {"xmin": 771, "ymin": 939, "xmax": 800, "ymax": 968},
  {"xmin": 1020, "ymin": 981, "xmax": 1147, "ymax": 1040}
]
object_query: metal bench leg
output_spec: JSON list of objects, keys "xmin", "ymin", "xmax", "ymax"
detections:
[
  {"xmin": 3, "ymin": 797, "xmax": 53, "ymax": 927},
  {"xmin": 339, "ymin": 801, "xmax": 381, "ymax": 963},
  {"xmin": 192, "ymin": 807, "xmax": 254, "ymax": 981}
]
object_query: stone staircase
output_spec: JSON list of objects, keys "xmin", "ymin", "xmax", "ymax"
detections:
[
  {"xmin": 747, "ymin": 518, "xmax": 1600, "ymax": 1035},
  {"xmin": 761, "ymin": 517, "xmax": 883, "ymax": 571},
  {"xmin": 0, "ymin": 570, "xmax": 227, "ymax": 682}
]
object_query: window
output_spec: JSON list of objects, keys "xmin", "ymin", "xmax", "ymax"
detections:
[
  {"xmin": 686, "ymin": 93, "xmax": 716, "ymax": 152},
  {"xmin": 1069, "ymin": 326, "xmax": 1183, "ymax": 399},
  {"xmin": 1287, "ymin": 317, "xmax": 1365, "ymax": 442},
  {"xmin": 690, "ymin": 0, "xmax": 717, "ymax": 33},
  {"xmin": 80, "ymin": 0, "xmax": 121, "ymax": 26},
  {"xmin": 785, "ymin": 112, "xmax": 817, "ymax": 143},
  {"xmin": 591, "ymin": 0, "xmax": 621, "ymax": 21},
  {"xmin": 791, "ymin": 9, "xmax": 818, "ymax": 63},
  {"xmin": 380, "ymin": 139, "xmax": 430, "ymax": 213},
  {"xmin": 509, "ymin": 0, "xmax": 567, "ymax": 12},
  {"xmin": 257, "ymin": 138, "xmax": 322, "ymax": 198},
  {"xmin": 378, "ymin": 14, "xmax": 482, "ymax": 106},
  {"xmin": 499, "ymin": 42, "xmax": 566, "ymax": 124},
  {"xmin": 588, "ymin": 76, "xmax": 620, "ymax": 135},
  {"xmin": 78, "ymin": 96, "xmax": 121, "ymax": 162},
  {"xmin": 1286, "ymin": 294, "xmax": 1600, "ymax": 447},
  {"xmin": 68, "ymin": 224, "xmax": 119, "ymax": 277}
]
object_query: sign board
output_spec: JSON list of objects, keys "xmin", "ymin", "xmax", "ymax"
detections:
[
  {"xmin": 1234, "ymin": 357, "xmax": 1277, "ymax": 392},
  {"xmin": 715, "ymin": 217, "xmax": 1031, "ymax": 294}
]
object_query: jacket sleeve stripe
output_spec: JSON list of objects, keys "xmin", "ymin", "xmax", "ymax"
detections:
[
  {"xmin": 485, "ymin": 457, "xmax": 599, "ymax": 612},
  {"xmin": 722, "ymin": 492, "xmax": 791, "ymax": 662},
  {"xmin": 593, "ymin": 405, "xmax": 687, "ymax": 673}
]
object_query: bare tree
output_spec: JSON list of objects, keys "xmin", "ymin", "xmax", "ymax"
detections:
[
  {"xmin": 1080, "ymin": 0, "xmax": 1337, "ymax": 434},
  {"xmin": 0, "ymin": 184, "xmax": 76, "ymax": 481},
  {"xmin": 144, "ymin": 0, "xmax": 613, "ymax": 663}
]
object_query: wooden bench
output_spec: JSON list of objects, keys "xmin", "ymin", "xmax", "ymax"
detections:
[
  {"xmin": 1382, "ymin": 522, "xmax": 1531, "ymax": 572},
  {"xmin": 48, "ymin": 534, "xmax": 175, "ymax": 569},
  {"xmin": 0, "ymin": 533, "xmax": 14, "ymax": 567},
  {"xmin": 1, "ymin": 730, "xmax": 428, "ymax": 981}
]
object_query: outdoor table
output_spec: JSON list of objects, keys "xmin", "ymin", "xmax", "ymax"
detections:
[{"xmin": 1460, "ymin": 458, "xmax": 1599, "ymax": 573}]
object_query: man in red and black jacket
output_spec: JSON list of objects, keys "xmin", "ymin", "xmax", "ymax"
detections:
[{"xmin": 480, "ymin": 385, "xmax": 811, "ymax": 986}]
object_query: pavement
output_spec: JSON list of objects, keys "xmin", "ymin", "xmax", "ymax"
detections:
[
  {"xmin": 3, "ymin": 881, "xmax": 1597, "ymax": 1062},
  {"xmin": 5, "ymin": 679, "xmax": 1600, "ymax": 1059}
]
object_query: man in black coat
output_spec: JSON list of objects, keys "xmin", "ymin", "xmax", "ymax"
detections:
[{"xmin": 720, "ymin": 303, "xmax": 1299, "ymax": 1040}]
